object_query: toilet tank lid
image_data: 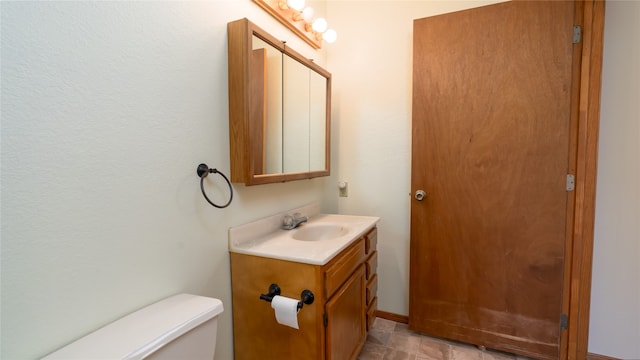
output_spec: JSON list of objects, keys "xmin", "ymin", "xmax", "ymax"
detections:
[{"xmin": 42, "ymin": 293, "xmax": 223, "ymax": 360}]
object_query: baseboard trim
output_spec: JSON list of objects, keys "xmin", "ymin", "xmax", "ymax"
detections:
[
  {"xmin": 587, "ymin": 353, "xmax": 621, "ymax": 360},
  {"xmin": 374, "ymin": 310, "xmax": 408, "ymax": 324},
  {"xmin": 374, "ymin": 311, "xmax": 621, "ymax": 360}
]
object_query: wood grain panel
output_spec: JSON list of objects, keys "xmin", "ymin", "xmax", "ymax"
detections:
[
  {"xmin": 227, "ymin": 19, "xmax": 251, "ymax": 182},
  {"xmin": 366, "ymin": 274, "xmax": 378, "ymax": 305},
  {"xmin": 230, "ymin": 253, "xmax": 324, "ymax": 360},
  {"xmin": 367, "ymin": 297, "xmax": 379, "ymax": 330},
  {"xmin": 410, "ymin": 2, "xmax": 576, "ymax": 359},
  {"xmin": 326, "ymin": 266, "xmax": 366, "ymax": 360},
  {"xmin": 567, "ymin": 1, "xmax": 606, "ymax": 359},
  {"xmin": 365, "ymin": 251, "xmax": 377, "ymax": 281},
  {"xmin": 324, "ymin": 238, "xmax": 365, "ymax": 297},
  {"xmin": 365, "ymin": 227, "xmax": 377, "ymax": 255}
]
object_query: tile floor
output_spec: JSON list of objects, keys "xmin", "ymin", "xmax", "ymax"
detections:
[{"xmin": 358, "ymin": 318, "xmax": 535, "ymax": 360}]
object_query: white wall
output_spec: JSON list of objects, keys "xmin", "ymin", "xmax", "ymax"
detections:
[
  {"xmin": 589, "ymin": 1, "xmax": 640, "ymax": 358},
  {"xmin": 0, "ymin": 1, "xmax": 333, "ymax": 359}
]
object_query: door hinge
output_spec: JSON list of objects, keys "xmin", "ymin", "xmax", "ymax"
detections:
[
  {"xmin": 566, "ymin": 174, "xmax": 575, "ymax": 192},
  {"xmin": 560, "ymin": 313, "xmax": 569, "ymax": 330},
  {"xmin": 573, "ymin": 25, "xmax": 582, "ymax": 44},
  {"xmin": 323, "ymin": 313, "xmax": 328, "ymax": 327}
]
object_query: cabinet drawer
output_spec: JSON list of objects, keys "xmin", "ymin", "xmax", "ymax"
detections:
[
  {"xmin": 365, "ymin": 251, "xmax": 377, "ymax": 281},
  {"xmin": 366, "ymin": 274, "xmax": 378, "ymax": 305},
  {"xmin": 325, "ymin": 238, "xmax": 365, "ymax": 297},
  {"xmin": 366, "ymin": 296, "xmax": 378, "ymax": 331},
  {"xmin": 365, "ymin": 227, "xmax": 377, "ymax": 255}
]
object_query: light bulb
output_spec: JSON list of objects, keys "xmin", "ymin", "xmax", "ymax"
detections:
[
  {"xmin": 312, "ymin": 18, "xmax": 327, "ymax": 33},
  {"xmin": 301, "ymin": 7, "xmax": 314, "ymax": 22},
  {"xmin": 323, "ymin": 29, "xmax": 337, "ymax": 43},
  {"xmin": 287, "ymin": 0, "xmax": 305, "ymax": 11}
]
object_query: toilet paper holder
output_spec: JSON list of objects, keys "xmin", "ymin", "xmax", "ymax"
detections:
[{"xmin": 259, "ymin": 283, "xmax": 314, "ymax": 310}]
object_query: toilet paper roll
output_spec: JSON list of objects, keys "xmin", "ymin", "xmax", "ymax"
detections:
[{"xmin": 271, "ymin": 295, "xmax": 300, "ymax": 329}]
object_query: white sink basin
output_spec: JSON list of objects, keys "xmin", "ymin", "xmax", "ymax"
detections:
[
  {"xmin": 291, "ymin": 224, "xmax": 349, "ymax": 241},
  {"xmin": 228, "ymin": 204, "xmax": 379, "ymax": 265}
]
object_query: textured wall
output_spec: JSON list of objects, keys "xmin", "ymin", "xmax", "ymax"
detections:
[{"xmin": 1, "ymin": 2, "xmax": 331, "ymax": 359}]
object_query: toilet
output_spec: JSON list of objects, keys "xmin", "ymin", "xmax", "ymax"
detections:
[{"xmin": 42, "ymin": 293, "xmax": 223, "ymax": 360}]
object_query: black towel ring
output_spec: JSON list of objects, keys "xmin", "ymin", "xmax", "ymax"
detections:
[{"xmin": 197, "ymin": 163, "xmax": 233, "ymax": 208}]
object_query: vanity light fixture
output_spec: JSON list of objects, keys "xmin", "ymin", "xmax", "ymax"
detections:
[
  {"xmin": 253, "ymin": 0, "xmax": 337, "ymax": 49},
  {"xmin": 311, "ymin": 17, "xmax": 327, "ymax": 33},
  {"xmin": 301, "ymin": 7, "xmax": 314, "ymax": 22},
  {"xmin": 287, "ymin": 0, "xmax": 305, "ymax": 11},
  {"xmin": 323, "ymin": 29, "xmax": 337, "ymax": 43}
]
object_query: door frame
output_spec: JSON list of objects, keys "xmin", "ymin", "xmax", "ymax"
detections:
[{"xmin": 564, "ymin": 1, "xmax": 605, "ymax": 359}]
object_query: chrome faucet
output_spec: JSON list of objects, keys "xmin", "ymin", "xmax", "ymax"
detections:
[{"xmin": 282, "ymin": 213, "xmax": 308, "ymax": 230}]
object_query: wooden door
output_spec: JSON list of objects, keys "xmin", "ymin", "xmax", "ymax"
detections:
[{"xmin": 409, "ymin": 2, "xmax": 577, "ymax": 359}]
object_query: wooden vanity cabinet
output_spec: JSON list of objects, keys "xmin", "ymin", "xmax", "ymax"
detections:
[
  {"xmin": 230, "ymin": 227, "xmax": 378, "ymax": 360},
  {"xmin": 364, "ymin": 227, "xmax": 378, "ymax": 330},
  {"xmin": 326, "ymin": 265, "xmax": 365, "ymax": 360}
]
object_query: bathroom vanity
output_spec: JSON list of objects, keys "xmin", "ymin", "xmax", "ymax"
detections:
[{"xmin": 229, "ymin": 206, "xmax": 379, "ymax": 360}]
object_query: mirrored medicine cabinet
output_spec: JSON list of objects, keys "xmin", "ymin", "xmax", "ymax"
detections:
[{"xmin": 227, "ymin": 18, "xmax": 331, "ymax": 186}]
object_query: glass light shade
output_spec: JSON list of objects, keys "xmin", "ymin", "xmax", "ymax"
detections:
[
  {"xmin": 301, "ymin": 7, "xmax": 314, "ymax": 22},
  {"xmin": 287, "ymin": 0, "xmax": 305, "ymax": 12},
  {"xmin": 312, "ymin": 18, "xmax": 328, "ymax": 33},
  {"xmin": 323, "ymin": 29, "xmax": 337, "ymax": 43}
]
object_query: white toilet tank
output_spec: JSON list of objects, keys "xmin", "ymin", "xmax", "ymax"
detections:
[{"xmin": 42, "ymin": 293, "xmax": 223, "ymax": 360}]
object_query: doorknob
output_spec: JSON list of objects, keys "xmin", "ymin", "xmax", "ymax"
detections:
[{"xmin": 415, "ymin": 190, "xmax": 426, "ymax": 201}]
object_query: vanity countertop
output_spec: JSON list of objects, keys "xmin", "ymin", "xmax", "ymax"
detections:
[{"xmin": 229, "ymin": 205, "xmax": 379, "ymax": 265}]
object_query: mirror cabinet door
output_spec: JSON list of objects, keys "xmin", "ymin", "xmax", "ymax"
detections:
[
  {"xmin": 252, "ymin": 35, "xmax": 283, "ymax": 175},
  {"xmin": 309, "ymin": 68, "xmax": 328, "ymax": 172},
  {"xmin": 283, "ymin": 54, "xmax": 311, "ymax": 173},
  {"xmin": 283, "ymin": 55, "xmax": 329, "ymax": 174}
]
